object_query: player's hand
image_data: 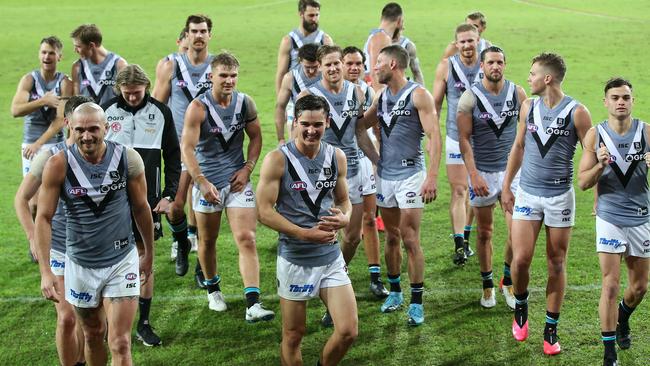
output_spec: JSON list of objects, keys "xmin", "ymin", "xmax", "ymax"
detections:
[
  {"xmin": 229, "ymin": 167, "xmax": 251, "ymax": 193},
  {"xmin": 28, "ymin": 237, "xmax": 39, "ymax": 263},
  {"xmin": 152, "ymin": 197, "xmax": 172, "ymax": 214},
  {"xmin": 469, "ymin": 172, "xmax": 489, "ymax": 197},
  {"xmin": 197, "ymin": 177, "xmax": 221, "ymax": 205},
  {"xmin": 139, "ymin": 252, "xmax": 153, "ymax": 285},
  {"xmin": 300, "ymin": 226, "xmax": 337, "ymax": 244},
  {"xmin": 597, "ymin": 142, "xmax": 611, "ymax": 167},
  {"xmin": 420, "ymin": 176, "xmax": 438, "ymax": 203},
  {"xmin": 502, "ymin": 186, "xmax": 514, "ymax": 214},
  {"xmin": 645, "ymin": 152, "xmax": 650, "ymax": 168},
  {"xmin": 40, "ymin": 271, "xmax": 59, "ymax": 303},
  {"xmin": 23, "ymin": 142, "xmax": 42, "ymax": 160},
  {"xmin": 317, "ymin": 207, "xmax": 349, "ymax": 232},
  {"xmin": 41, "ymin": 91, "xmax": 60, "ymax": 109}
]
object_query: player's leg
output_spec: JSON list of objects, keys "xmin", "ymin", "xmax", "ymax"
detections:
[
  {"xmin": 447, "ymin": 163, "xmax": 469, "ymax": 265},
  {"xmin": 104, "ymin": 296, "xmax": 139, "ymax": 365},
  {"xmin": 134, "ymin": 239, "xmax": 161, "ymax": 346},
  {"xmin": 474, "ymin": 204, "xmax": 496, "ymax": 308},
  {"xmin": 617, "ymin": 255, "xmax": 649, "ymax": 350},
  {"xmin": 320, "ymin": 284, "xmax": 358, "ymax": 365},
  {"xmin": 399, "ymin": 207, "xmax": 426, "ymax": 325},
  {"xmin": 542, "ymin": 225, "xmax": 571, "ymax": 354},
  {"xmin": 362, "ymin": 192, "xmax": 387, "ymax": 298},
  {"xmin": 74, "ymin": 306, "xmax": 108, "ymax": 366},
  {"xmin": 54, "ymin": 275, "xmax": 84, "ymax": 365},
  {"xmin": 598, "ymin": 252, "xmax": 621, "ymax": 363},
  {"xmin": 464, "ymin": 200, "xmax": 475, "ymax": 257},
  {"xmin": 499, "ymin": 205, "xmax": 516, "ymax": 309},
  {"xmin": 279, "ymin": 298, "xmax": 307, "ymax": 365},
  {"xmin": 379, "ymin": 206, "xmax": 404, "ymax": 313}
]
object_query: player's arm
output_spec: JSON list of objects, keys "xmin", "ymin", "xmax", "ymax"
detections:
[
  {"xmin": 25, "ymin": 78, "xmax": 73, "ymax": 159},
  {"xmin": 275, "ymin": 36, "xmax": 292, "ymax": 95},
  {"xmin": 457, "ymin": 90, "xmax": 486, "ymax": 197},
  {"xmin": 502, "ymin": 98, "xmax": 532, "ymax": 213},
  {"xmin": 152, "ymin": 59, "xmax": 173, "ymax": 104},
  {"xmin": 368, "ymin": 32, "xmax": 392, "ymax": 91},
  {"xmin": 407, "ymin": 42, "xmax": 424, "ymax": 86},
  {"xmin": 116, "ymin": 57, "xmax": 128, "ymax": 71},
  {"xmin": 323, "ymin": 33, "xmax": 334, "ymax": 46},
  {"xmin": 34, "ymin": 152, "xmax": 65, "ymax": 302},
  {"xmin": 578, "ymin": 127, "xmax": 607, "ymax": 190},
  {"xmin": 441, "ymin": 41, "xmax": 457, "ymax": 59},
  {"xmin": 11, "ymin": 74, "xmax": 58, "ymax": 117},
  {"xmin": 573, "ymin": 105, "xmax": 593, "ymax": 147},
  {"xmin": 230, "ymin": 96, "xmax": 263, "ymax": 193},
  {"xmin": 431, "ymin": 59, "xmax": 449, "ymax": 116},
  {"xmin": 415, "ymin": 87, "xmax": 441, "ymax": 203},
  {"xmin": 126, "ymin": 148, "xmax": 154, "ymax": 284},
  {"xmin": 71, "ymin": 61, "xmax": 81, "ymax": 95},
  {"xmin": 354, "ymin": 86, "xmax": 377, "ymax": 165},
  {"xmin": 275, "ymin": 72, "xmax": 294, "ymax": 145},
  {"xmin": 318, "ymin": 148, "xmax": 351, "ymax": 232},
  {"xmin": 356, "ymin": 92, "xmax": 380, "ymax": 164}
]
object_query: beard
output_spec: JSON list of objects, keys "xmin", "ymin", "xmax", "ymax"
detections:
[
  {"xmin": 485, "ymin": 73, "xmax": 502, "ymax": 83},
  {"xmin": 303, "ymin": 19, "xmax": 318, "ymax": 33}
]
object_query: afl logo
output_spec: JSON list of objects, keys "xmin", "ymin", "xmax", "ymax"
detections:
[
  {"xmin": 68, "ymin": 187, "xmax": 87, "ymax": 196},
  {"xmin": 479, "ymin": 112, "xmax": 492, "ymax": 120},
  {"xmin": 454, "ymin": 81, "xmax": 465, "ymax": 90},
  {"xmin": 176, "ymin": 80, "xmax": 187, "ymax": 88},
  {"xmin": 561, "ymin": 209, "xmax": 571, "ymax": 215},
  {"xmin": 527, "ymin": 124, "xmax": 538, "ymax": 132},
  {"xmin": 111, "ymin": 122, "xmax": 121, "ymax": 132},
  {"xmin": 643, "ymin": 240, "xmax": 650, "ymax": 247},
  {"xmin": 125, "ymin": 273, "xmax": 137, "ymax": 281},
  {"xmin": 290, "ymin": 181, "xmax": 307, "ymax": 191},
  {"xmin": 405, "ymin": 192, "xmax": 417, "ymax": 198},
  {"xmin": 209, "ymin": 127, "xmax": 222, "ymax": 134},
  {"xmin": 245, "ymin": 190, "xmax": 254, "ymax": 197},
  {"xmin": 81, "ymin": 79, "xmax": 91, "ymax": 86}
]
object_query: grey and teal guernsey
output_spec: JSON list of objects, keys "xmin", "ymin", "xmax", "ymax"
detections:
[
  {"xmin": 277, "ymin": 141, "xmax": 341, "ymax": 267},
  {"xmin": 376, "ymin": 81, "xmax": 424, "ymax": 180},
  {"xmin": 169, "ymin": 53, "xmax": 213, "ymax": 137},
  {"xmin": 445, "ymin": 55, "xmax": 482, "ymax": 141},
  {"xmin": 48, "ymin": 143, "xmax": 68, "ymax": 254},
  {"xmin": 23, "ymin": 70, "xmax": 65, "ymax": 144},
  {"xmin": 396, "ymin": 36, "xmax": 412, "ymax": 49},
  {"xmin": 195, "ymin": 90, "xmax": 256, "ymax": 190},
  {"xmin": 291, "ymin": 67, "xmax": 321, "ymax": 102},
  {"xmin": 596, "ymin": 119, "xmax": 650, "ymax": 226},
  {"xmin": 478, "ymin": 38, "xmax": 490, "ymax": 55},
  {"xmin": 519, "ymin": 96, "xmax": 580, "ymax": 197},
  {"xmin": 62, "ymin": 141, "xmax": 134, "ymax": 268},
  {"xmin": 308, "ymin": 80, "xmax": 361, "ymax": 177},
  {"xmin": 469, "ymin": 80, "xmax": 520, "ymax": 172},
  {"xmin": 287, "ymin": 29, "xmax": 325, "ymax": 70},
  {"xmin": 363, "ymin": 28, "xmax": 390, "ymax": 74},
  {"xmin": 76, "ymin": 53, "xmax": 122, "ymax": 105}
]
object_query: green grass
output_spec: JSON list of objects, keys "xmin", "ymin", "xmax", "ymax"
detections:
[{"xmin": 1, "ymin": 0, "xmax": 649, "ymax": 364}]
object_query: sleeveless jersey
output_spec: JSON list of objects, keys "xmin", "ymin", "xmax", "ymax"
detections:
[
  {"xmin": 397, "ymin": 36, "xmax": 412, "ymax": 49},
  {"xmin": 195, "ymin": 91, "xmax": 255, "ymax": 190},
  {"xmin": 49, "ymin": 143, "xmax": 68, "ymax": 254},
  {"xmin": 519, "ymin": 96, "xmax": 580, "ymax": 196},
  {"xmin": 478, "ymin": 38, "xmax": 490, "ymax": 55},
  {"xmin": 23, "ymin": 70, "xmax": 65, "ymax": 144},
  {"xmin": 376, "ymin": 81, "xmax": 424, "ymax": 180},
  {"xmin": 287, "ymin": 28, "xmax": 325, "ymax": 70},
  {"xmin": 308, "ymin": 80, "xmax": 361, "ymax": 177},
  {"xmin": 363, "ymin": 28, "xmax": 390, "ymax": 74},
  {"xmin": 62, "ymin": 141, "xmax": 134, "ymax": 268},
  {"xmin": 277, "ymin": 141, "xmax": 341, "ymax": 267},
  {"xmin": 291, "ymin": 66, "xmax": 321, "ymax": 101},
  {"xmin": 76, "ymin": 53, "xmax": 121, "ymax": 105},
  {"xmin": 169, "ymin": 53, "xmax": 213, "ymax": 137},
  {"xmin": 445, "ymin": 54, "xmax": 482, "ymax": 141},
  {"xmin": 469, "ymin": 80, "xmax": 520, "ymax": 172},
  {"xmin": 596, "ymin": 119, "xmax": 650, "ymax": 226}
]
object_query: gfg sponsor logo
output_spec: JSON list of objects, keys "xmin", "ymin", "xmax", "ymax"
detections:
[
  {"xmin": 500, "ymin": 110, "xmax": 519, "ymax": 118},
  {"xmin": 624, "ymin": 153, "xmax": 645, "ymax": 162},
  {"xmin": 545, "ymin": 127, "xmax": 570, "ymax": 136},
  {"xmin": 340, "ymin": 110, "xmax": 359, "ymax": 118},
  {"xmin": 70, "ymin": 289, "xmax": 92, "ymax": 302},
  {"xmin": 388, "ymin": 109, "xmax": 411, "ymax": 117},
  {"xmin": 289, "ymin": 284, "xmax": 314, "ymax": 293},
  {"xmin": 100, "ymin": 180, "xmax": 127, "ymax": 193},
  {"xmin": 514, "ymin": 205, "xmax": 532, "ymax": 216},
  {"xmin": 315, "ymin": 179, "xmax": 336, "ymax": 189},
  {"xmin": 98, "ymin": 79, "xmax": 116, "ymax": 86}
]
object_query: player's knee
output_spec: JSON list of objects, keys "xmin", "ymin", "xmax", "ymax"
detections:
[
  {"xmin": 601, "ymin": 280, "xmax": 620, "ymax": 301},
  {"xmin": 547, "ymin": 257, "xmax": 565, "ymax": 276},
  {"xmin": 57, "ymin": 310, "xmax": 76, "ymax": 332},
  {"xmin": 334, "ymin": 321, "xmax": 358, "ymax": 345},
  {"xmin": 108, "ymin": 334, "xmax": 131, "ymax": 356},
  {"xmin": 630, "ymin": 281, "xmax": 648, "ymax": 299},
  {"xmin": 362, "ymin": 213, "xmax": 376, "ymax": 229},
  {"xmin": 282, "ymin": 327, "xmax": 306, "ymax": 348},
  {"xmin": 343, "ymin": 231, "xmax": 361, "ymax": 247},
  {"xmin": 476, "ymin": 227, "xmax": 493, "ymax": 243},
  {"xmin": 83, "ymin": 323, "xmax": 106, "ymax": 344},
  {"xmin": 167, "ymin": 205, "xmax": 185, "ymax": 222},
  {"xmin": 451, "ymin": 184, "xmax": 467, "ymax": 199},
  {"xmin": 512, "ymin": 254, "xmax": 532, "ymax": 272},
  {"xmin": 385, "ymin": 231, "xmax": 401, "ymax": 247},
  {"xmin": 235, "ymin": 231, "xmax": 256, "ymax": 250}
]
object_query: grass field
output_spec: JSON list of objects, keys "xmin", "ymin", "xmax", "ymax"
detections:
[{"xmin": 2, "ymin": 0, "xmax": 650, "ymax": 364}]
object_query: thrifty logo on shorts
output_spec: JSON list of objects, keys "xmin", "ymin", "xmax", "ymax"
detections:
[
  {"xmin": 289, "ymin": 284, "xmax": 315, "ymax": 293},
  {"xmin": 50, "ymin": 259, "xmax": 65, "ymax": 269},
  {"xmin": 599, "ymin": 238, "xmax": 622, "ymax": 248},
  {"xmin": 69, "ymin": 289, "xmax": 92, "ymax": 302},
  {"xmin": 514, "ymin": 205, "xmax": 532, "ymax": 216}
]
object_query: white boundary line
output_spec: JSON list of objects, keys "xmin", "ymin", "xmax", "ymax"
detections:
[{"xmin": 512, "ymin": 0, "xmax": 648, "ymax": 23}]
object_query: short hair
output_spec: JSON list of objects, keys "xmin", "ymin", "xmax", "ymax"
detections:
[
  {"xmin": 604, "ymin": 77, "xmax": 633, "ymax": 94},
  {"xmin": 185, "ymin": 14, "xmax": 212, "ymax": 32},
  {"xmin": 71, "ymin": 102, "xmax": 106, "ymax": 125},
  {"xmin": 466, "ymin": 11, "xmax": 487, "ymax": 28},
  {"xmin": 379, "ymin": 45, "xmax": 409, "ymax": 70},
  {"xmin": 114, "ymin": 64, "xmax": 151, "ymax": 94},
  {"xmin": 70, "ymin": 24, "xmax": 102, "ymax": 46},
  {"xmin": 64, "ymin": 96, "xmax": 94, "ymax": 118},
  {"xmin": 455, "ymin": 23, "xmax": 479, "ymax": 38},
  {"xmin": 40, "ymin": 36, "xmax": 63, "ymax": 52},
  {"xmin": 178, "ymin": 27, "xmax": 188, "ymax": 41},
  {"xmin": 381, "ymin": 3, "xmax": 403, "ymax": 21},
  {"xmin": 210, "ymin": 52, "xmax": 240, "ymax": 69},
  {"xmin": 316, "ymin": 45, "xmax": 342, "ymax": 62},
  {"xmin": 531, "ymin": 52, "xmax": 567, "ymax": 82},
  {"xmin": 298, "ymin": 0, "xmax": 320, "ymax": 12},
  {"xmin": 298, "ymin": 43, "xmax": 320, "ymax": 62},
  {"xmin": 480, "ymin": 45, "xmax": 506, "ymax": 62},
  {"xmin": 342, "ymin": 46, "xmax": 366, "ymax": 65},
  {"xmin": 294, "ymin": 94, "xmax": 330, "ymax": 119}
]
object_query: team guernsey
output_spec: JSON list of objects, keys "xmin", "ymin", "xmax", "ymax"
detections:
[
  {"xmin": 62, "ymin": 141, "xmax": 135, "ymax": 268},
  {"xmin": 363, "ymin": 28, "xmax": 389, "ymax": 74},
  {"xmin": 277, "ymin": 141, "xmax": 340, "ymax": 267},
  {"xmin": 469, "ymin": 80, "xmax": 520, "ymax": 172},
  {"xmin": 24, "ymin": 70, "xmax": 65, "ymax": 144},
  {"xmin": 446, "ymin": 54, "xmax": 482, "ymax": 141},
  {"xmin": 376, "ymin": 81, "xmax": 424, "ymax": 180},
  {"xmin": 596, "ymin": 119, "xmax": 650, "ymax": 227},
  {"xmin": 291, "ymin": 67, "xmax": 321, "ymax": 101},
  {"xmin": 169, "ymin": 52, "xmax": 213, "ymax": 137},
  {"xmin": 397, "ymin": 36, "xmax": 412, "ymax": 50},
  {"xmin": 287, "ymin": 28, "xmax": 325, "ymax": 70},
  {"xmin": 519, "ymin": 96, "xmax": 580, "ymax": 197},
  {"xmin": 308, "ymin": 80, "xmax": 361, "ymax": 178},
  {"xmin": 76, "ymin": 53, "xmax": 122, "ymax": 105},
  {"xmin": 195, "ymin": 90, "xmax": 256, "ymax": 190}
]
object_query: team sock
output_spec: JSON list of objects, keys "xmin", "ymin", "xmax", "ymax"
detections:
[
  {"xmin": 514, "ymin": 291, "xmax": 528, "ymax": 327},
  {"xmin": 618, "ymin": 299, "xmax": 635, "ymax": 325},
  {"xmin": 453, "ymin": 234, "xmax": 464, "ymax": 251},
  {"xmin": 502, "ymin": 262, "xmax": 512, "ymax": 286},
  {"xmin": 544, "ymin": 311, "xmax": 560, "ymax": 344},
  {"xmin": 602, "ymin": 331, "xmax": 617, "ymax": 361},
  {"xmin": 168, "ymin": 216, "xmax": 190, "ymax": 249},
  {"xmin": 481, "ymin": 271, "xmax": 494, "ymax": 289},
  {"xmin": 205, "ymin": 275, "xmax": 221, "ymax": 294},
  {"xmin": 245, "ymin": 287, "xmax": 260, "ymax": 308},
  {"xmin": 387, "ymin": 274, "xmax": 401, "ymax": 293},
  {"xmin": 410, "ymin": 283, "xmax": 423, "ymax": 304},
  {"xmin": 369, "ymin": 264, "xmax": 381, "ymax": 283},
  {"xmin": 188, "ymin": 225, "xmax": 197, "ymax": 237},
  {"xmin": 463, "ymin": 225, "xmax": 472, "ymax": 242},
  {"xmin": 138, "ymin": 297, "xmax": 152, "ymax": 327}
]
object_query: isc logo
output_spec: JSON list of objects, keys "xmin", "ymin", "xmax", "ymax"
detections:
[{"xmin": 290, "ymin": 181, "xmax": 307, "ymax": 191}]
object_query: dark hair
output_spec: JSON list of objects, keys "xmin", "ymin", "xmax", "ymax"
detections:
[
  {"xmin": 64, "ymin": 95, "xmax": 94, "ymax": 118},
  {"xmin": 70, "ymin": 24, "xmax": 102, "ymax": 46},
  {"xmin": 178, "ymin": 27, "xmax": 188, "ymax": 41},
  {"xmin": 379, "ymin": 44, "xmax": 409, "ymax": 70},
  {"xmin": 185, "ymin": 14, "xmax": 212, "ymax": 32},
  {"xmin": 480, "ymin": 45, "xmax": 506, "ymax": 62},
  {"xmin": 381, "ymin": 3, "xmax": 403, "ymax": 21},
  {"xmin": 298, "ymin": 43, "xmax": 320, "ymax": 62},
  {"xmin": 211, "ymin": 52, "xmax": 240, "ymax": 69},
  {"xmin": 342, "ymin": 46, "xmax": 366, "ymax": 64},
  {"xmin": 466, "ymin": 11, "xmax": 487, "ymax": 27},
  {"xmin": 298, "ymin": 0, "xmax": 320, "ymax": 12},
  {"xmin": 316, "ymin": 45, "xmax": 342, "ymax": 62},
  {"xmin": 294, "ymin": 94, "xmax": 330, "ymax": 119},
  {"xmin": 604, "ymin": 77, "xmax": 633, "ymax": 94},
  {"xmin": 40, "ymin": 36, "xmax": 63, "ymax": 51},
  {"xmin": 531, "ymin": 52, "xmax": 566, "ymax": 82}
]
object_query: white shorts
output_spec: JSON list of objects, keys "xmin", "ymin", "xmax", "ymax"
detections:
[
  {"xmin": 445, "ymin": 136, "xmax": 464, "ymax": 165},
  {"xmin": 469, "ymin": 170, "xmax": 520, "ymax": 208},
  {"xmin": 192, "ymin": 182, "xmax": 256, "ymax": 213},
  {"xmin": 596, "ymin": 216, "xmax": 650, "ymax": 258},
  {"xmin": 347, "ymin": 171, "xmax": 364, "ymax": 205},
  {"xmin": 358, "ymin": 156, "xmax": 377, "ymax": 196},
  {"xmin": 50, "ymin": 249, "xmax": 66, "ymax": 276},
  {"xmin": 512, "ymin": 187, "xmax": 575, "ymax": 227},
  {"xmin": 277, "ymin": 253, "xmax": 350, "ymax": 301},
  {"xmin": 376, "ymin": 171, "xmax": 425, "ymax": 209},
  {"xmin": 21, "ymin": 142, "xmax": 57, "ymax": 176},
  {"xmin": 64, "ymin": 247, "xmax": 140, "ymax": 308}
]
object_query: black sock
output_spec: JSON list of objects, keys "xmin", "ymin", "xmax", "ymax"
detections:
[
  {"xmin": 168, "ymin": 216, "xmax": 190, "ymax": 249},
  {"xmin": 463, "ymin": 225, "xmax": 472, "ymax": 241},
  {"xmin": 544, "ymin": 311, "xmax": 560, "ymax": 344},
  {"xmin": 602, "ymin": 331, "xmax": 617, "ymax": 360},
  {"xmin": 206, "ymin": 275, "xmax": 221, "ymax": 294},
  {"xmin": 245, "ymin": 287, "xmax": 260, "ymax": 308},
  {"xmin": 502, "ymin": 262, "xmax": 512, "ymax": 286},
  {"xmin": 188, "ymin": 225, "xmax": 197, "ymax": 236},
  {"xmin": 514, "ymin": 291, "xmax": 528, "ymax": 327},
  {"xmin": 481, "ymin": 271, "xmax": 494, "ymax": 289},
  {"xmin": 453, "ymin": 235, "xmax": 464, "ymax": 250},
  {"xmin": 387, "ymin": 274, "xmax": 401, "ymax": 293},
  {"xmin": 138, "ymin": 297, "xmax": 152, "ymax": 327},
  {"xmin": 368, "ymin": 264, "xmax": 381, "ymax": 283},
  {"xmin": 410, "ymin": 283, "xmax": 423, "ymax": 304},
  {"xmin": 618, "ymin": 300, "xmax": 635, "ymax": 324}
]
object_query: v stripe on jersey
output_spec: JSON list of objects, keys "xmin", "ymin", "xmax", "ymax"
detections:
[
  {"xmin": 472, "ymin": 83, "xmax": 517, "ymax": 138},
  {"xmin": 378, "ymin": 84, "xmax": 418, "ymax": 138},
  {"xmin": 80, "ymin": 57, "xmax": 118, "ymax": 101},
  {"xmin": 174, "ymin": 54, "xmax": 211, "ymax": 102},
  {"xmin": 309, "ymin": 83, "xmax": 357, "ymax": 141},
  {"xmin": 203, "ymin": 93, "xmax": 246, "ymax": 152},
  {"xmin": 530, "ymin": 99, "xmax": 577, "ymax": 158},
  {"xmin": 598, "ymin": 121, "xmax": 645, "ymax": 188},
  {"xmin": 450, "ymin": 57, "xmax": 481, "ymax": 92}
]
